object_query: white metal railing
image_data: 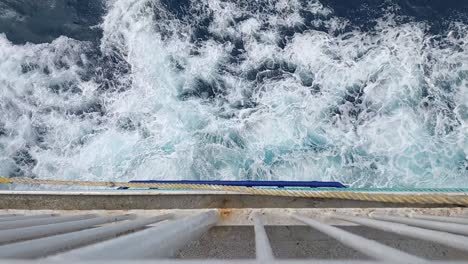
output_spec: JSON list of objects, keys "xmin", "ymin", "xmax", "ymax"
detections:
[{"xmin": 0, "ymin": 210, "xmax": 467, "ymax": 263}]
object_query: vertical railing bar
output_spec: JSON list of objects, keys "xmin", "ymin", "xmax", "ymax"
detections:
[
  {"xmin": 370, "ymin": 214, "xmax": 468, "ymax": 236},
  {"xmin": 0, "ymin": 214, "xmax": 97, "ymax": 230},
  {"xmin": 53, "ymin": 210, "xmax": 220, "ymax": 260},
  {"xmin": 291, "ymin": 214, "xmax": 425, "ymax": 263},
  {"xmin": 0, "ymin": 214, "xmax": 174, "ymax": 259},
  {"xmin": 253, "ymin": 213, "xmax": 275, "ymax": 261},
  {"xmin": 410, "ymin": 214, "xmax": 468, "ymax": 225},
  {"xmin": 332, "ymin": 214, "xmax": 468, "ymax": 253},
  {"xmin": 0, "ymin": 214, "xmax": 135, "ymax": 244}
]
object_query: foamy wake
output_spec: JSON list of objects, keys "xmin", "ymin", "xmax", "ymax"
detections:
[{"xmin": 0, "ymin": 0, "xmax": 467, "ymax": 187}]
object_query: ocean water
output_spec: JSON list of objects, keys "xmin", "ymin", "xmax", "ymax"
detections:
[{"xmin": 0, "ymin": 0, "xmax": 467, "ymax": 188}]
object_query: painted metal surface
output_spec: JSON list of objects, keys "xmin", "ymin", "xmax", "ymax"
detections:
[
  {"xmin": 54, "ymin": 211, "xmax": 219, "ymax": 260},
  {"xmin": 332, "ymin": 214, "xmax": 468, "ymax": 253},
  {"xmin": 0, "ymin": 208, "xmax": 465, "ymax": 262},
  {"xmin": 127, "ymin": 180, "xmax": 347, "ymax": 188},
  {"xmin": 0, "ymin": 191, "xmax": 467, "ymax": 263},
  {"xmin": 252, "ymin": 213, "xmax": 275, "ymax": 261},
  {"xmin": 292, "ymin": 213, "xmax": 425, "ymax": 263}
]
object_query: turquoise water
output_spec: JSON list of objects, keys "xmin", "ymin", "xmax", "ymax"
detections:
[{"xmin": 0, "ymin": 0, "xmax": 467, "ymax": 187}]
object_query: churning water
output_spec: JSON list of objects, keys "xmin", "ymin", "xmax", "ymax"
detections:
[{"xmin": 0, "ymin": 0, "xmax": 467, "ymax": 187}]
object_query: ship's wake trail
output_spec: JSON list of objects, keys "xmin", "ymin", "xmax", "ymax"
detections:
[{"xmin": 0, "ymin": 0, "xmax": 467, "ymax": 187}]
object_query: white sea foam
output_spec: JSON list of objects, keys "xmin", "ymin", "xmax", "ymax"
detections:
[{"xmin": 0, "ymin": 0, "xmax": 466, "ymax": 187}]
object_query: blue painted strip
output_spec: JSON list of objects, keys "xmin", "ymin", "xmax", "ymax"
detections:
[{"xmin": 126, "ymin": 180, "xmax": 347, "ymax": 188}]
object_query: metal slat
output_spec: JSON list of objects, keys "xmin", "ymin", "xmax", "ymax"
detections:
[
  {"xmin": 291, "ymin": 214, "xmax": 425, "ymax": 263},
  {"xmin": 252, "ymin": 213, "xmax": 274, "ymax": 261},
  {"xmin": 0, "ymin": 214, "xmax": 96, "ymax": 230},
  {"xmin": 0, "ymin": 214, "xmax": 134, "ymax": 244},
  {"xmin": 0, "ymin": 215, "xmax": 17, "ymax": 219},
  {"xmin": 411, "ymin": 214, "xmax": 468, "ymax": 225},
  {"xmin": 332, "ymin": 214, "xmax": 468, "ymax": 253},
  {"xmin": 370, "ymin": 214, "xmax": 468, "ymax": 236},
  {"xmin": 55, "ymin": 211, "xmax": 220, "ymax": 260},
  {"xmin": 0, "ymin": 259, "xmax": 466, "ymax": 264},
  {"xmin": 0, "ymin": 215, "xmax": 55, "ymax": 222},
  {"xmin": 0, "ymin": 260, "xmax": 437, "ymax": 264},
  {"xmin": 2, "ymin": 260, "xmax": 468, "ymax": 264},
  {"xmin": 0, "ymin": 214, "xmax": 174, "ymax": 259}
]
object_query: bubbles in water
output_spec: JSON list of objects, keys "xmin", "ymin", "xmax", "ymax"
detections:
[{"xmin": 0, "ymin": 0, "xmax": 467, "ymax": 187}]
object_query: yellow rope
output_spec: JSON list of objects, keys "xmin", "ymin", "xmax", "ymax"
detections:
[
  {"xmin": 0, "ymin": 177, "xmax": 12, "ymax": 184},
  {"xmin": 1, "ymin": 177, "xmax": 467, "ymax": 206}
]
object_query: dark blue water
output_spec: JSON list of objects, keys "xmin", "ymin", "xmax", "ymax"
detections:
[
  {"xmin": 0, "ymin": 0, "xmax": 467, "ymax": 187},
  {"xmin": 3, "ymin": 0, "xmax": 468, "ymax": 45}
]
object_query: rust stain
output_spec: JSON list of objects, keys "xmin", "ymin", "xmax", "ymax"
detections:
[
  {"xmin": 218, "ymin": 208, "xmax": 232, "ymax": 220},
  {"xmin": 220, "ymin": 198, "xmax": 229, "ymax": 208}
]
